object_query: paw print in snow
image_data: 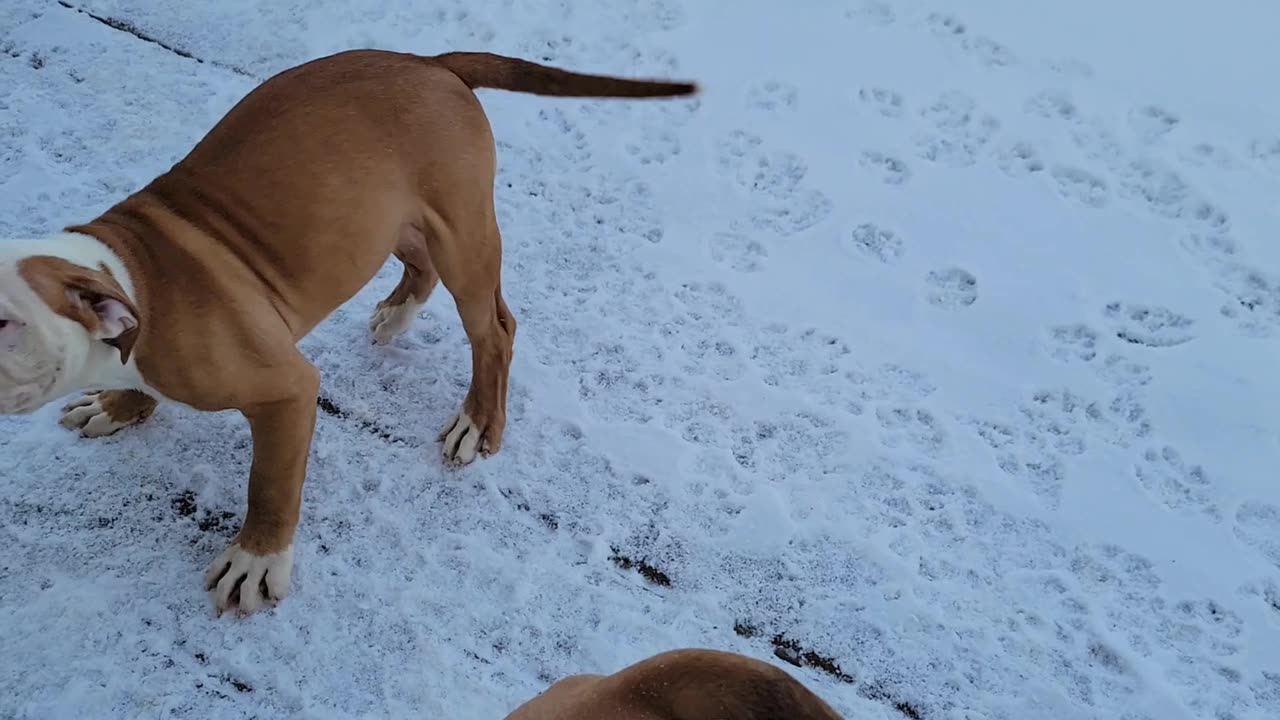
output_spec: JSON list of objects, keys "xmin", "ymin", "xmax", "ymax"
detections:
[
  {"xmin": 748, "ymin": 325, "xmax": 851, "ymax": 391},
  {"xmin": 963, "ymin": 417, "xmax": 1018, "ymax": 451},
  {"xmin": 715, "ymin": 130, "xmax": 763, "ymax": 175},
  {"xmin": 859, "ymin": 87, "xmax": 905, "ymax": 118},
  {"xmin": 926, "ymin": 13, "xmax": 967, "ymax": 37},
  {"xmin": 680, "ymin": 336, "xmax": 746, "ymax": 382},
  {"xmin": 846, "ymin": 223, "xmax": 904, "ymax": 264},
  {"xmin": 1248, "ymin": 137, "xmax": 1280, "ymax": 174},
  {"xmin": 737, "ymin": 189, "xmax": 833, "ymax": 237},
  {"xmin": 625, "ymin": 128, "xmax": 681, "ymax": 165},
  {"xmin": 736, "ymin": 149, "xmax": 809, "ymax": 200},
  {"xmin": 876, "ymin": 406, "xmax": 946, "ymax": 456},
  {"xmin": 1025, "ymin": 90, "xmax": 1079, "ymax": 122},
  {"xmin": 1234, "ymin": 501, "xmax": 1280, "ymax": 569},
  {"xmin": 746, "ymin": 81, "xmax": 798, "ymax": 112},
  {"xmin": 1050, "ymin": 166, "xmax": 1109, "ymax": 208},
  {"xmin": 916, "ymin": 92, "xmax": 1000, "ymax": 167},
  {"xmin": 1215, "ymin": 265, "xmax": 1280, "ymax": 336},
  {"xmin": 1102, "ymin": 302, "xmax": 1195, "ymax": 348},
  {"xmin": 926, "ymin": 14, "xmax": 1016, "ymax": 66},
  {"xmin": 996, "ymin": 141, "xmax": 1046, "ymax": 176},
  {"xmin": 1237, "ymin": 578, "xmax": 1280, "ymax": 621},
  {"xmin": 1096, "ymin": 355, "xmax": 1153, "ymax": 389},
  {"xmin": 1178, "ymin": 142, "xmax": 1235, "ymax": 169},
  {"xmin": 1047, "ymin": 324, "xmax": 1100, "ymax": 362},
  {"xmin": 1135, "ymin": 445, "xmax": 1219, "ymax": 520},
  {"xmin": 709, "ymin": 232, "xmax": 767, "ymax": 273},
  {"xmin": 859, "ymin": 150, "xmax": 911, "ymax": 185},
  {"xmin": 846, "ymin": 0, "xmax": 895, "ymax": 26},
  {"xmin": 964, "ymin": 36, "xmax": 1017, "ymax": 67},
  {"xmin": 926, "ymin": 267, "xmax": 978, "ymax": 308},
  {"xmin": 1043, "ymin": 57, "xmax": 1094, "ymax": 79},
  {"xmin": 1127, "ymin": 105, "xmax": 1179, "ymax": 143},
  {"xmin": 1180, "ymin": 230, "xmax": 1238, "ymax": 263}
]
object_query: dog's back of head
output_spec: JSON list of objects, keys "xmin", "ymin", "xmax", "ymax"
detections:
[{"xmin": 625, "ymin": 648, "xmax": 845, "ymax": 720}]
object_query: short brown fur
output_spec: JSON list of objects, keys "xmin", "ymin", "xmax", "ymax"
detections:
[
  {"xmin": 505, "ymin": 648, "xmax": 845, "ymax": 720},
  {"xmin": 50, "ymin": 48, "xmax": 696, "ymax": 613}
]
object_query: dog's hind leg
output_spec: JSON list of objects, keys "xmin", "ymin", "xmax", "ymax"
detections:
[
  {"xmin": 369, "ymin": 224, "xmax": 440, "ymax": 345},
  {"xmin": 426, "ymin": 213, "xmax": 516, "ymax": 465}
]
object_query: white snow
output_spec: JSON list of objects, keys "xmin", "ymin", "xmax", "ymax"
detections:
[{"xmin": 2, "ymin": 0, "xmax": 1279, "ymax": 718}]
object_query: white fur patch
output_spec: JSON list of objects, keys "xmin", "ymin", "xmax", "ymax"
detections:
[
  {"xmin": 441, "ymin": 410, "xmax": 484, "ymax": 465},
  {"xmin": 205, "ymin": 542, "xmax": 294, "ymax": 615},
  {"xmin": 368, "ymin": 299, "xmax": 422, "ymax": 345}
]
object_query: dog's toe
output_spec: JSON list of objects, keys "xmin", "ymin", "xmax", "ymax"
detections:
[{"xmin": 440, "ymin": 410, "xmax": 484, "ymax": 465}]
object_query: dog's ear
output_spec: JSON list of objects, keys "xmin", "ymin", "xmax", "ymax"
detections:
[{"xmin": 18, "ymin": 255, "xmax": 141, "ymax": 363}]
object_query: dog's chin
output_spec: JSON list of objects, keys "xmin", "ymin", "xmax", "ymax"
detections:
[{"xmin": 0, "ymin": 372, "xmax": 61, "ymax": 416}]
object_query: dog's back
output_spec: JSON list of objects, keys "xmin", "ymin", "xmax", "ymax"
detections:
[{"xmin": 505, "ymin": 648, "xmax": 844, "ymax": 720}]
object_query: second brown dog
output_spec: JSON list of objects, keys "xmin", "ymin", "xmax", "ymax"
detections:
[{"xmin": 505, "ymin": 648, "xmax": 845, "ymax": 720}]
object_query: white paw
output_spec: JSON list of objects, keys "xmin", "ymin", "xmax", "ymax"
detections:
[
  {"xmin": 440, "ymin": 410, "xmax": 484, "ymax": 465},
  {"xmin": 368, "ymin": 301, "xmax": 419, "ymax": 345},
  {"xmin": 59, "ymin": 393, "xmax": 136, "ymax": 437},
  {"xmin": 204, "ymin": 542, "xmax": 293, "ymax": 615}
]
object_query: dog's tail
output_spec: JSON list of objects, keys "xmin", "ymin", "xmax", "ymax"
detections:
[{"xmin": 431, "ymin": 51, "xmax": 697, "ymax": 98}]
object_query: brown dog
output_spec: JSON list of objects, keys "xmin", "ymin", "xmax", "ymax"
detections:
[
  {"xmin": 0, "ymin": 49, "xmax": 695, "ymax": 614},
  {"xmin": 504, "ymin": 648, "xmax": 846, "ymax": 720}
]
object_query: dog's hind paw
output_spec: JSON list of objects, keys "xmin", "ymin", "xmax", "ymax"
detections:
[{"xmin": 368, "ymin": 301, "xmax": 419, "ymax": 345}]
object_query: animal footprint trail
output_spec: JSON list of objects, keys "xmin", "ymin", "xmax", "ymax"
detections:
[
  {"xmin": 1103, "ymin": 302, "xmax": 1195, "ymax": 348},
  {"xmin": 924, "ymin": 12, "xmax": 1017, "ymax": 67},
  {"xmin": 715, "ymin": 130, "xmax": 833, "ymax": 237},
  {"xmin": 915, "ymin": 91, "xmax": 1000, "ymax": 168}
]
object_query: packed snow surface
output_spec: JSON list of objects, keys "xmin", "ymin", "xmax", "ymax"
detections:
[{"xmin": 2, "ymin": 1, "xmax": 1278, "ymax": 718}]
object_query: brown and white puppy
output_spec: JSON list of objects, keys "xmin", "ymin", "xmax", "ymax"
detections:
[
  {"xmin": 0, "ymin": 49, "xmax": 696, "ymax": 615},
  {"xmin": 504, "ymin": 648, "xmax": 846, "ymax": 720}
]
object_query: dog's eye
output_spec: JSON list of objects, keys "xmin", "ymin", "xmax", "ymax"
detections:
[{"xmin": 0, "ymin": 319, "xmax": 8, "ymax": 330}]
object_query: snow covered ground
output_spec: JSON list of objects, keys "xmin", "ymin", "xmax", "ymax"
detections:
[{"xmin": 2, "ymin": 0, "xmax": 1279, "ymax": 717}]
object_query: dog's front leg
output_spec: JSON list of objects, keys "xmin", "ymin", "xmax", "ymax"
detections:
[{"xmin": 205, "ymin": 362, "xmax": 320, "ymax": 615}]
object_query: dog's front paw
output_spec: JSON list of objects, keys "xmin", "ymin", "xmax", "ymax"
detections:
[
  {"xmin": 205, "ymin": 542, "xmax": 293, "ymax": 616},
  {"xmin": 439, "ymin": 409, "xmax": 501, "ymax": 465},
  {"xmin": 60, "ymin": 390, "xmax": 156, "ymax": 437}
]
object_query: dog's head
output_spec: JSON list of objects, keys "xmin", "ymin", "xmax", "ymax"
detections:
[{"xmin": 0, "ymin": 243, "xmax": 139, "ymax": 415}]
